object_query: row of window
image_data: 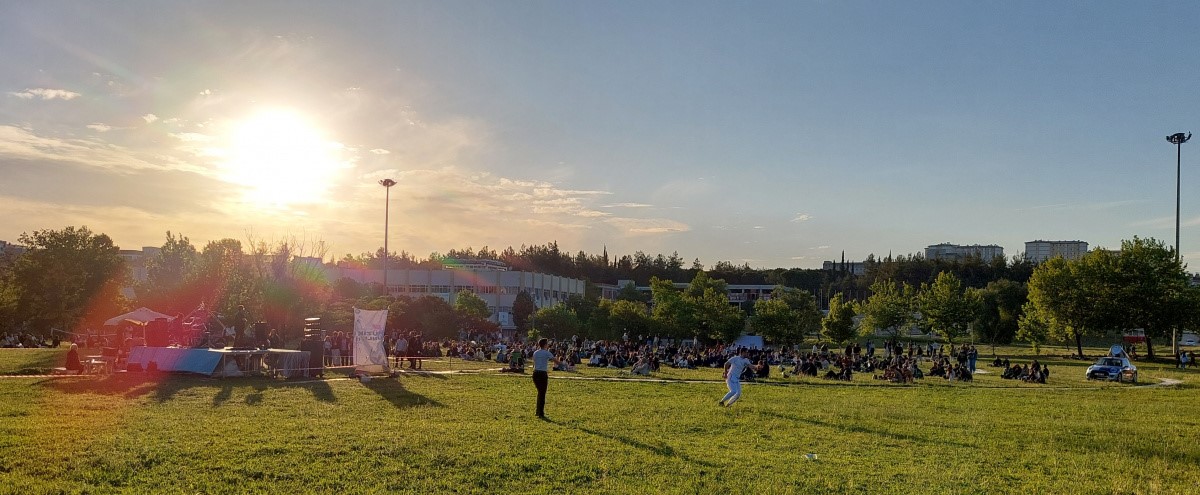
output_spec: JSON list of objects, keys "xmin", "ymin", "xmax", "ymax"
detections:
[{"xmin": 385, "ymin": 285, "xmax": 574, "ymax": 301}]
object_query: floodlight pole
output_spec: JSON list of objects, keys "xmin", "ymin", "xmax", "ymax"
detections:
[
  {"xmin": 379, "ymin": 178, "xmax": 397, "ymax": 295},
  {"xmin": 1166, "ymin": 132, "xmax": 1190, "ymax": 358}
]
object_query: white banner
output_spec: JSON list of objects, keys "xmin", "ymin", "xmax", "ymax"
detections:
[{"xmin": 353, "ymin": 307, "xmax": 389, "ymax": 373}]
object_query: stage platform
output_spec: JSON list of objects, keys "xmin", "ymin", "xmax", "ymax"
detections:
[{"xmin": 127, "ymin": 346, "xmax": 311, "ymax": 378}]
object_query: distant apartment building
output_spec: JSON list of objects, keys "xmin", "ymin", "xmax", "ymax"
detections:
[
  {"xmin": 118, "ymin": 247, "xmax": 162, "ymax": 283},
  {"xmin": 821, "ymin": 260, "xmax": 866, "ymax": 276},
  {"xmin": 1024, "ymin": 240, "xmax": 1089, "ymax": 262},
  {"xmin": 0, "ymin": 240, "xmax": 26, "ymax": 257},
  {"xmin": 924, "ymin": 243, "xmax": 1004, "ymax": 261}
]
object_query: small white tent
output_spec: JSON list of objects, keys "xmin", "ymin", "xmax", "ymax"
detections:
[{"xmin": 104, "ymin": 307, "xmax": 173, "ymax": 327}]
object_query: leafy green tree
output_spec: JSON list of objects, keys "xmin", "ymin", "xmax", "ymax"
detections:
[
  {"xmin": 607, "ymin": 299, "xmax": 656, "ymax": 340},
  {"xmin": 973, "ymin": 279, "xmax": 1026, "ymax": 353},
  {"xmin": 1025, "ymin": 255, "xmax": 1115, "ymax": 358},
  {"xmin": 455, "ymin": 290, "xmax": 498, "ymax": 337},
  {"xmin": 822, "ymin": 293, "xmax": 859, "ymax": 344},
  {"xmin": 1016, "ymin": 301, "xmax": 1053, "ymax": 354},
  {"xmin": 916, "ymin": 271, "xmax": 981, "ymax": 344},
  {"xmin": 650, "ymin": 272, "xmax": 745, "ymax": 343},
  {"xmin": 512, "ymin": 290, "xmax": 536, "ymax": 334},
  {"xmin": 532, "ymin": 304, "xmax": 581, "ymax": 340},
  {"xmin": 616, "ymin": 281, "xmax": 647, "ymax": 303},
  {"xmin": 650, "ymin": 277, "xmax": 696, "ymax": 339},
  {"xmin": 749, "ymin": 286, "xmax": 821, "ymax": 344},
  {"xmin": 137, "ymin": 231, "xmax": 199, "ymax": 315},
  {"xmin": 1107, "ymin": 237, "xmax": 1196, "ymax": 358},
  {"xmin": 455, "ymin": 290, "xmax": 490, "ymax": 320},
  {"xmin": 2, "ymin": 226, "xmax": 127, "ymax": 333},
  {"xmin": 563, "ymin": 294, "xmax": 598, "ymax": 326},
  {"xmin": 405, "ymin": 295, "xmax": 458, "ymax": 340},
  {"xmin": 858, "ymin": 279, "xmax": 914, "ymax": 338},
  {"xmin": 195, "ymin": 239, "xmax": 260, "ymax": 320}
]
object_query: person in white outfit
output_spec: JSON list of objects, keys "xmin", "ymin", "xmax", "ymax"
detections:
[{"xmin": 719, "ymin": 348, "xmax": 759, "ymax": 407}]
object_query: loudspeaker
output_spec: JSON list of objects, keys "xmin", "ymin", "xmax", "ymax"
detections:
[
  {"xmin": 145, "ymin": 318, "xmax": 169, "ymax": 347},
  {"xmin": 300, "ymin": 338, "xmax": 324, "ymax": 378}
]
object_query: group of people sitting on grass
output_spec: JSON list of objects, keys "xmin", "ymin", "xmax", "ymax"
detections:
[{"xmin": 999, "ymin": 360, "xmax": 1049, "ymax": 383}]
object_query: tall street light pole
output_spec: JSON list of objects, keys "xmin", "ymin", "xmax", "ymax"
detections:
[
  {"xmin": 1166, "ymin": 132, "xmax": 1190, "ymax": 358},
  {"xmin": 379, "ymin": 178, "xmax": 397, "ymax": 295}
]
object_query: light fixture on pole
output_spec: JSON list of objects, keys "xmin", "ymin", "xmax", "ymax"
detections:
[
  {"xmin": 1166, "ymin": 132, "xmax": 1191, "ymax": 263},
  {"xmin": 1165, "ymin": 132, "xmax": 1190, "ymax": 358},
  {"xmin": 379, "ymin": 178, "xmax": 397, "ymax": 295}
]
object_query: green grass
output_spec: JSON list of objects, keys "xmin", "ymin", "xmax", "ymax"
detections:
[{"xmin": 1, "ymin": 346, "xmax": 1198, "ymax": 494}]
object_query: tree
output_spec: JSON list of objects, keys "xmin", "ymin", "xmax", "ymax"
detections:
[
  {"xmin": 858, "ymin": 279, "xmax": 914, "ymax": 338},
  {"xmin": 1016, "ymin": 301, "xmax": 1053, "ymax": 354},
  {"xmin": 616, "ymin": 281, "xmax": 647, "ymax": 303},
  {"xmin": 822, "ymin": 293, "xmax": 859, "ymax": 344},
  {"xmin": 1107, "ymin": 237, "xmax": 1196, "ymax": 358},
  {"xmin": 973, "ymin": 279, "xmax": 1026, "ymax": 353},
  {"xmin": 512, "ymin": 290, "xmax": 536, "ymax": 334},
  {"xmin": 455, "ymin": 290, "xmax": 497, "ymax": 338},
  {"xmin": 532, "ymin": 304, "xmax": 580, "ymax": 340},
  {"xmin": 916, "ymin": 271, "xmax": 980, "ymax": 344},
  {"xmin": 2, "ymin": 226, "xmax": 127, "ymax": 333},
  {"xmin": 607, "ymin": 299, "xmax": 656, "ymax": 340},
  {"xmin": 1025, "ymin": 255, "xmax": 1113, "ymax": 359},
  {"xmin": 650, "ymin": 273, "xmax": 744, "ymax": 343},
  {"xmin": 137, "ymin": 231, "xmax": 199, "ymax": 315},
  {"xmin": 405, "ymin": 295, "xmax": 458, "ymax": 340},
  {"xmin": 749, "ymin": 286, "xmax": 822, "ymax": 344},
  {"xmin": 194, "ymin": 239, "xmax": 260, "ymax": 321}
]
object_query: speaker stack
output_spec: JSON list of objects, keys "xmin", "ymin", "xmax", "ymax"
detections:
[
  {"xmin": 300, "ymin": 317, "xmax": 324, "ymax": 377},
  {"xmin": 145, "ymin": 318, "xmax": 170, "ymax": 347}
]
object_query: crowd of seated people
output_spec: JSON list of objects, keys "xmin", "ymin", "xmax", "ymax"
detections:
[{"xmin": 1001, "ymin": 360, "xmax": 1049, "ymax": 383}]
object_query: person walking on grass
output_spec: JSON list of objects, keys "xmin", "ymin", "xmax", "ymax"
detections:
[
  {"xmin": 719, "ymin": 348, "xmax": 759, "ymax": 407},
  {"xmin": 532, "ymin": 338, "xmax": 560, "ymax": 419}
]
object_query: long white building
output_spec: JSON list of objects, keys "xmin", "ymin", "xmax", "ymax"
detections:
[
  {"xmin": 925, "ymin": 243, "xmax": 1004, "ymax": 261},
  {"xmin": 1024, "ymin": 240, "xmax": 1088, "ymax": 262}
]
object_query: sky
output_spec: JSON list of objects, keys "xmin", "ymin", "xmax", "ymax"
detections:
[{"xmin": 2, "ymin": 1, "xmax": 1199, "ymax": 271}]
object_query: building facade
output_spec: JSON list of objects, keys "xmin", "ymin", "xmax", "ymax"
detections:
[
  {"xmin": 1024, "ymin": 240, "xmax": 1088, "ymax": 262},
  {"xmin": 327, "ymin": 266, "xmax": 587, "ymax": 329},
  {"xmin": 821, "ymin": 260, "xmax": 866, "ymax": 276},
  {"xmin": 924, "ymin": 243, "xmax": 1004, "ymax": 261}
]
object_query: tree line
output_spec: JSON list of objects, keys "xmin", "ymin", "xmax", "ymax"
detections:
[{"xmin": 2, "ymin": 226, "xmax": 1195, "ymax": 358}]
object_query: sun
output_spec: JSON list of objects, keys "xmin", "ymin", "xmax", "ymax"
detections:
[{"xmin": 219, "ymin": 108, "xmax": 346, "ymax": 207}]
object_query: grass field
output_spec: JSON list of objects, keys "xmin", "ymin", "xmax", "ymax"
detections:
[{"xmin": 1, "ymin": 345, "xmax": 1197, "ymax": 494}]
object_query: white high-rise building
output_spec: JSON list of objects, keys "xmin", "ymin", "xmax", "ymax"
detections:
[
  {"xmin": 924, "ymin": 243, "xmax": 1004, "ymax": 261},
  {"xmin": 1024, "ymin": 240, "xmax": 1088, "ymax": 262}
]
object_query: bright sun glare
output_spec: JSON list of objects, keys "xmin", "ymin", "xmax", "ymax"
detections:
[{"xmin": 220, "ymin": 108, "xmax": 345, "ymax": 207}]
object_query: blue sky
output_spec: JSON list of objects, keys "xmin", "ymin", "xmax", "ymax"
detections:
[{"xmin": 2, "ymin": 1, "xmax": 1198, "ymax": 270}]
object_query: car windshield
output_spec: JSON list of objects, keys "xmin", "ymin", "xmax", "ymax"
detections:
[{"xmin": 1098, "ymin": 358, "xmax": 1123, "ymax": 366}]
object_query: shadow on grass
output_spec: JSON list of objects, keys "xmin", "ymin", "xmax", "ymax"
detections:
[
  {"xmin": 360, "ymin": 376, "xmax": 444, "ymax": 409},
  {"xmin": 40, "ymin": 373, "xmax": 340, "ymax": 405},
  {"xmin": 39, "ymin": 373, "xmax": 163, "ymax": 399},
  {"xmin": 759, "ymin": 410, "xmax": 976, "ymax": 449},
  {"xmin": 549, "ymin": 419, "xmax": 716, "ymax": 468}
]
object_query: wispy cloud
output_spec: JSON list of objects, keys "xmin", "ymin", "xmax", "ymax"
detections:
[
  {"xmin": 791, "ymin": 213, "xmax": 813, "ymax": 222},
  {"xmin": 87, "ymin": 123, "xmax": 113, "ymax": 132},
  {"xmin": 604, "ymin": 217, "xmax": 690, "ymax": 234},
  {"xmin": 142, "ymin": 114, "xmax": 159, "ymax": 123},
  {"xmin": 370, "ymin": 148, "xmax": 390, "ymax": 155},
  {"xmin": 8, "ymin": 88, "xmax": 81, "ymax": 100},
  {"xmin": 0, "ymin": 125, "xmax": 203, "ymax": 174},
  {"xmin": 603, "ymin": 202, "xmax": 654, "ymax": 208}
]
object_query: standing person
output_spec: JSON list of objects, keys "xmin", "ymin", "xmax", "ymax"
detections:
[
  {"xmin": 532, "ymin": 338, "xmax": 559, "ymax": 419},
  {"xmin": 719, "ymin": 348, "xmax": 759, "ymax": 407}
]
